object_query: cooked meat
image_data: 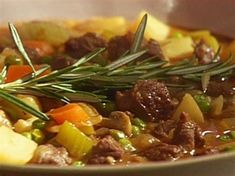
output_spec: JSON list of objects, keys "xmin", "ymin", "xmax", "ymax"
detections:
[
  {"xmin": 145, "ymin": 39, "xmax": 165, "ymax": 59},
  {"xmin": 194, "ymin": 40, "xmax": 216, "ymax": 64},
  {"xmin": 154, "ymin": 119, "xmax": 176, "ymax": 143},
  {"xmin": 206, "ymin": 78, "xmax": 235, "ymax": 97},
  {"xmin": 116, "ymin": 80, "xmax": 175, "ymax": 122},
  {"xmin": 172, "ymin": 112, "xmax": 205, "ymax": 151},
  {"xmin": 141, "ymin": 143, "xmax": 182, "ymax": 161},
  {"xmin": 65, "ymin": 32, "xmax": 106, "ymax": 58},
  {"xmin": 88, "ymin": 135, "xmax": 124, "ymax": 164},
  {"xmin": 51, "ymin": 55, "xmax": 75, "ymax": 70},
  {"xmin": 31, "ymin": 144, "xmax": 72, "ymax": 166},
  {"xmin": 107, "ymin": 32, "xmax": 133, "ymax": 60},
  {"xmin": 97, "ymin": 111, "xmax": 132, "ymax": 136}
]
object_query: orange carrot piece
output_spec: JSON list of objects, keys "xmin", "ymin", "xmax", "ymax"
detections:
[
  {"xmin": 48, "ymin": 103, "xmax": 90, "ymax": 127},
  {"xmin": 24, "ymin": 40, "xmax": 54, "ymax": 56},
  {"xmin": 6, "ymin": 65, "xmax": 51, "ymax": 83}
]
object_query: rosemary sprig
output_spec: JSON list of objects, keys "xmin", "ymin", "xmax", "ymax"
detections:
[
  {"xmin": 0, "ymin": 89, "xmax": 49, "ymax": 120},
  {"xmin": 130, "ymin": 14, "xmax": 147, "ymax": 53},
  {"xmin": 2, "ymin": 17, "xmax": 235, "ymax": 122},
  {"xmin": 8, "ymin": 23, "xmax": 36, "ymax": 74}
]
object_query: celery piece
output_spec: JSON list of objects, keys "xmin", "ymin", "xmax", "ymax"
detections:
[{"xmin": 56, "ymin": 121, "xmax": 93, "ymax": 159}]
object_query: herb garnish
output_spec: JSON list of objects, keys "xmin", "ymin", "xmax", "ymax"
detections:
[{"xmin": 0, "ymin": 14, "xmax": 234, "ymax": 121}]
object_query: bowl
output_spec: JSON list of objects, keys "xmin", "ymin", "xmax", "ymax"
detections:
[{"xmin": 1, "ymin": 0, "xmax": 235, "ymax": 175}]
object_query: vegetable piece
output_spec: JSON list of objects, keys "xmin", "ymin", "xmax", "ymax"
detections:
[
  {"xmin": 98, "ymin": 111, "xmax": 132, "ymax": 136},
  {"xmin": 119, "ymin": 138, "xmax": 135, "ymax": 151},
  {"xmin": 132, "ymin": 118, "xmax": 146, "ymax": 129},
  {"xmin": 23, "ymin": 40, "xmax": 54, "ymax": 56},
  {"xmin": 48, "ymin": 103, "xmax": 89, "ymax": 127},
  {"xmin": 6, "ymin": 65, "xmax": 51, "ymax": 83},
  {"xmin": 193, "ymin": 94, "xmax": 211, "ymax": 113},
  {"xmin": 0, "ymin": 126, "xmax": 37, "ymax": 165},
  {"xmin": 2, "ymin": 94, "xmax": 42, "ymax": 120},
  {"xmin": 110, "ymin": 129, "xmax": 126, "ymax": 140},
  {"xmin": 132, "ymin": 11, "xmax": 170, "ymax": 41},
  {"xmin": 14, "ymin": 118, "xmax": 37, "ymax": 133},
  {"xmin": 78, "ymin": 125, "xmax": 95, "ymax": 135},
  {"xmin": 132, "ymin": 125, "xmax": 141, "ymax": 136},
  {"xmin": 78, "ymin": 103, "xmax": 102, "ymax": 125},
  {"xmin": 75, "ymin": 17, "xmax": 127, "ymax": 37},
  {"xmin": 173, "ymin": 93, "xmax": 204, "ymax": 123},
  {"xmin": 31, "ymin": 129, "xmax": 45, "ymax": 144},
  {"xmin": 32, "ymin": 119, "xmax": 47, "ymax": 130},
  {"xmin": 210, "ymin": 95, "xmax": 224, "ymax": 116},
  {"xmin": 19, "ymin": 22, "xmax": 70, "ymax": 46},
  {"xmin": 56, "ymin": 121, "xmax": 93, "ymax": 159},
  {"xmin": 162, "ymin": 37, "xmax": 194, "ymax": 61},
  {"xmin": 73, "ymin": 161, "xmax": 85, "ymax": 167},
  {"xmin": 131, "ymin": 134, "xmax": 159, "ymax": 150}
]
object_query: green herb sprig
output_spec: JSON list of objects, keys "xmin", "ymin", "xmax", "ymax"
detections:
[{"xmin": 0, "ymin": 14, "xmax": 234, "ymax": 121}]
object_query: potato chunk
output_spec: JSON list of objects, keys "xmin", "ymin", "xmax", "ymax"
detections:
[{"xmin": 0, "ymin": 126, "xmax": 37, "ymax": 165}]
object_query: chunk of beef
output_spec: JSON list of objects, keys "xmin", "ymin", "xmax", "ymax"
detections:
[
  {"xmin": 51, "ymin": 55, "xmax": 75, "ymax": 70},
  {"xmin": 31, "ymin": 144, "xmax": 72, "ymax": 166},
  {"xmin": 65, "ymin": 32, "xmax": 106, "ymax": 58},
  {"xmin": 116, "ymin": 80, "xmax": 175, "ymax": 122},
  {"xmin": 145, "ymin": 39, "xmax": 165, "ymax": 59},
  {"xmin": 194, "ymin": 40, "xmax": 216, "ymax": 64},
  {"xmin": 107, "ymin": 32, "xmax": 133, "ymax": 60},
  {"xmin": 154, "ymin": 119, "xmax": 176, "ymax": 143},
  {"xmin": 206, "ymin": 78, "xmax": 235, "ymax": 97},
  {"xmin": 141, "ymin": 143, "xmax": 182, "ymax": 161},
  {"xmin": 172, "ymin": 112, "xmax": 205, "ymax": 151},
  {"xmin": 88, "ymin": 135, "xmax": 124, "ymax": 165}
]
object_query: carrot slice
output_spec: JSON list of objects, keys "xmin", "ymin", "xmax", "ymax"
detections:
[
  {"xmin": 48, "ymin": 103, "xmax": 90, "ymax": 127},
  {"xmin": 23, "ymin": 40, "xmax": 54, "ymax": 56},
  {"xmin": 6, "ymin": 65, "xmax": 51, "ymax": 83}
]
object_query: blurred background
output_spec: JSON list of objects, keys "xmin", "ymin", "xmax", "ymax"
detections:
[{"xmin": 1, "ymin": 0, "xmax": 235, "ymax": 38}]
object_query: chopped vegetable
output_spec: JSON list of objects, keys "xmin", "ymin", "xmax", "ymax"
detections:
[
  {"xmin": 75, "ymin": 17, "xmax": 127, "ymax": 37},
  {"xmin": 210, "ymin": 95, "xmax": 224, "ymax": 116},
  {"xmin": 132, "ymin": 11, "xmax": 170, "ymax": 41},
  {"xmin": 110, "ymin": 129, "xmax": 126, "ymax": 140},
  {"xmin": 173, "ymin": 93, "xmax": 204, "ymax": 123},
  {"xmin": 19, "ymin": 22, "xmax": 70, "ymax": 46},
  {"xmin": 132, "ymin": 118, "xmax": 146, "ymax": 129},
  {"xmin": 56, "ymin": 121, "xmax": 93, "ymax": 159},
  {"xmin": 31, "ymin": 129, "xmax": 45, "ymax": 144},
  {"xmin": 6, "ymin": 65, "xmax": 51, "ymax": 83},
  {"xmin": 48, "ymin": 103, "xmax": 89, "ymax": 127},
  {"xmin": 132, "ymin": 125, "xmax": 141, "ymax": 136},
  {"xmin": 162, "ymin": 37, "xmax": 194, "ymax": 61},
  {"xmin": 0, "ymin": 126, "xmax": 37, "ymax": 164},
  {"xmin": 119, "ymin": 138, "xmax": 135, "ymax": 151},
  {"xmin": 73, "ymin": 161, "xmax": 85, "ymax": 167},
  {"xmin": 32, "ymin": 119, "xmax": 47, "ymax": 130},
  {"xmin": 193, "ymin": 94, "xmax": 211, "ymax": 113}
]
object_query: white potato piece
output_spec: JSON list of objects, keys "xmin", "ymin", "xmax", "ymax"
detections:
[
  {"xmin": 162, "ymin": 37, "xmax": 194, "ymax": 61},
  {"xmin": 173, "ymin": 93, "xmax": 204, "ymax": 123},
  {"xmin": 0, "ymin": 126, "xmax": 37, "ymax": 165},
  {"xmin": 132, "ymin": 11, "xmax": 170, "ymax": 42}
]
